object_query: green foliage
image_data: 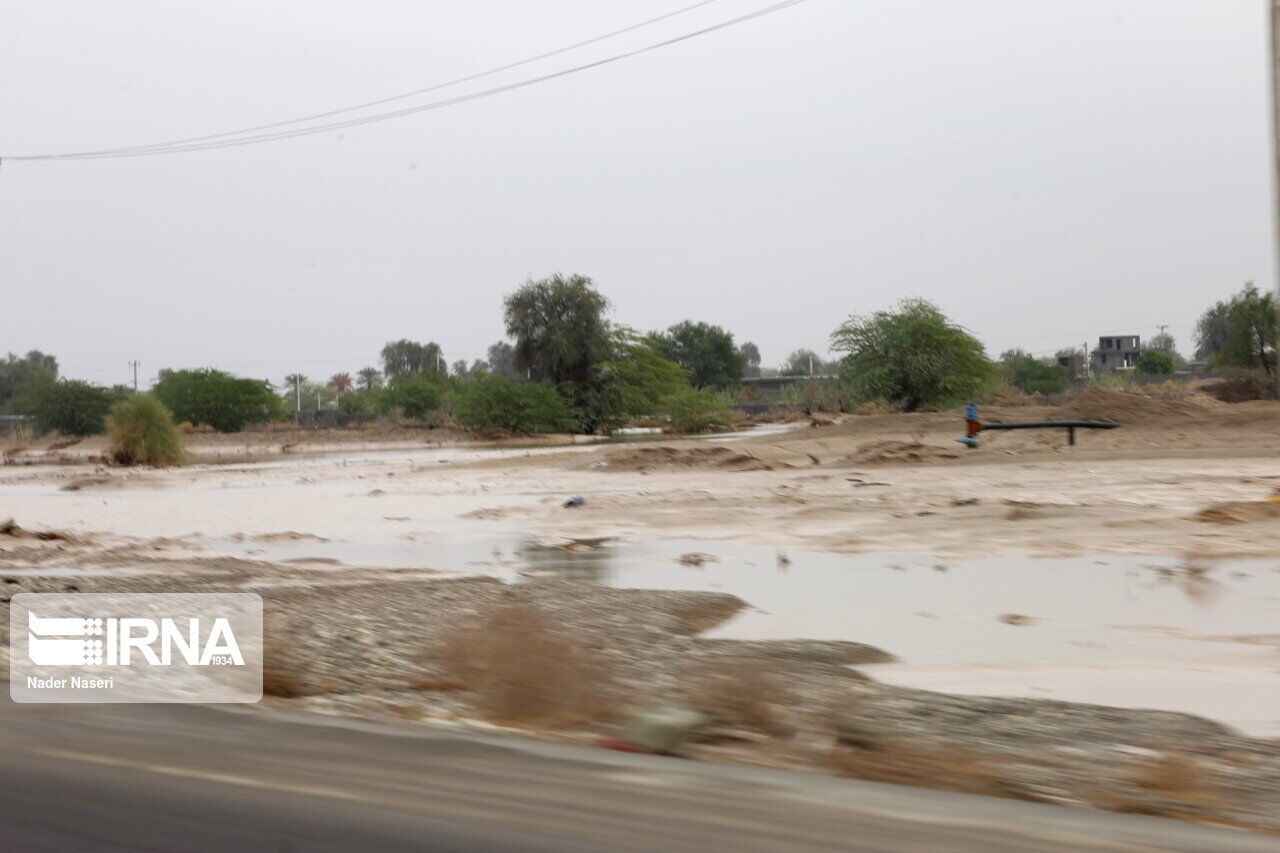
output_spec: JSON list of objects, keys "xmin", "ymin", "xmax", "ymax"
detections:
[
  {"xmin": 453, "ymin": 376, "xmax": 576, "ymax": 434},
  {"xmin": 486, "ymin": 341, "xmax": 520, "ymax": 380},
  {"xmin": 0, "ymin": 350, "xmax": 58, "ymax": 409},
  {"xmin": 504, "ymin": 274, "xmax": 611, "ymax": 386},
  {"xmin": 653, "ymin": 321, "xmax": 745, "ymax": 388},
  {"xmin": 356, "ymin": 367, "xmax": 382, "ymax": 390},
  {"xmin": 1195, "ymin": 284, "xmax": 1277, "ymax": 376},
  {"xmin": 380, "ymin": 339, "xmax": 445, "ymax": 378},
  {"xmin": 779, "ymin": 348, "xmax": 836, "ymax": 376},
  {"xmin": 1145, "ymin": 331, "xmax": 1185, "ymax": 367},
  {"xmin": 385, "ymin": 375, "xmax": 446, "ymax": 419},
  {"xmin": 10, "ymin": 376, "xmax": 116, "ymax": 436},
  {"xmin": 1217, "ymin": 284, "xmax": 1276, "ymax": 376},
  {"xmin": 999, "ymin": 349, "xmax": 1068, "ymax": 394},
  {"xmin": 336, "ymin": 387, "xmax": 386, "ymax": 415},
  {"xmin": 153, "ymin": 369, "xmax": 283, "ymax": 433},
  {"xmin": 1194, "ymin": 302, "xmax": 1232, "ymax": 362},
  {"xmin": 660, "ymin": 387, "xmax": 732, "ymax": 434},
  {"xmin": 598, "ymin": 332, "xmax": 690, "ymax": 415},
  {"xmin": 1135, "ymin": 349, "xmax": 1174, "ymax": 375},
  {"xmin": 107, "ymin": 395, "xmax": 184, "ymax": 466},
  {"xmin": 739, "ymin": 341, "xmax": 762, "ymax": 378},
  {"xmin": 830, "ymin": 298, "xmax": 997, "ymax": 411}
]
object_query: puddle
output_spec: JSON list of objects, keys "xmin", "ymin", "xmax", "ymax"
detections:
[{"xmin": 197, "ymin": 532, "xmax": 1280, "ymax": 736}]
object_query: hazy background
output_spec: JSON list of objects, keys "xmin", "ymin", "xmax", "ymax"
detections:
[{"xmin": 0, "ymin": 0, "xmax": 1272, "ymax": 387}]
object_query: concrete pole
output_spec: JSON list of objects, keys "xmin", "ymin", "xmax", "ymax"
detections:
[{"xmin": 1272, "ymin": 1, "xmax": 1280, "ymax": 392}]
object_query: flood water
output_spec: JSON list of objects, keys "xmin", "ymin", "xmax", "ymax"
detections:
[{"xmin": 210, "ymin": 531, "xmax": 1280, "ymax": 737}]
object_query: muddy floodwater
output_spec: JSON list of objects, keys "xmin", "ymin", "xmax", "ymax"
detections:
[{"xmin": 207, "ymin": 531, "xmax": 1280, "ymax": 737}]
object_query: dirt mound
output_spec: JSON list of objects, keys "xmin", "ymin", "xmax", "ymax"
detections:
[
  {"xmin": 1053, "ymin": 388, "xmax": 1212, "ymax": 424},
  {"xmin": 600, "ymin": 446, "xmax": 773, "ymax": 473},
  {"xmin": 842, "ymin": 440, "xmax": 960, "ymax": 466},
  {"xmin": 1200, "ymin": 372, "xmax": 1279, "ymax": 403},
  {"xmin": 1192, "ymin": 500, "xmax": 1280, "ymax": 525}
]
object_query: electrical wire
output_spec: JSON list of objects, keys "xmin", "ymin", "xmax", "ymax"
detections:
[
  {"xmin": 3, "ymin": 0, "xmax": 808, "ymax": 162},
  {"xmin": 66, "ymin": 0, "xmax": 726, "ymax": 156}
]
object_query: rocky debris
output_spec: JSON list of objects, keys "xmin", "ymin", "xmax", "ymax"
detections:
[
  {"xmin": 617, "ymin": 707, "xmax": 709, "ymax": 754},
  {"xmin": 998, "ymin": 614, "xmax": 1037, "ymax": 626},
  {"xmin": 61, "ymin": 476, "xmax": 113, "ymax": 492},
  {"xmin": 675, "ymin": 552, "xmax": 717, "ymax": 567},
  {"xmin": 600, "ymin": 446, "xmax": 774, "ymax": 473},
  {"xmin": 231, "ymin": 531, "xmax": 330, "ymax": 543},
  {"xmin": 841, "ymin": 441, "xmax": 959, "ymax": 466},
  {"xmin": 1192, "ymin": 501, "xmax": 1280, "ymax": 525},
  {"xmin": 562, "ymin": 496, "xmax": 586, "ymax": 508}
]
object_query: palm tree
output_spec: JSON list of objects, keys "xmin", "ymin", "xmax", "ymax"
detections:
[
  {"xmin": 357, "ymin": 367, "xmax": 382, "ymax": 390},
  {"xmin": 329, "ymin": 373, "xmax": 354, "ymax": 399}
]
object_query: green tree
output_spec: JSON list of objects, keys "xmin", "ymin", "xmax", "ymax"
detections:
[
  {"xmin": 779, "ymin": 348, "xmax": 834, "ymax": 376},
  {"xmin": 584, "ymin": 331, "xmax": 691, "ymax": 429},
  {"xmin": 385, "ymin": 375, "xmax": 446, "ymax": 419},
  {"xmin": 660, "ymin": 387, "xmax": 732, "ymax": 433},
  {"xmin": 486, "ymin": 341, "xmax": 519, "ymax": 380},
  {"xmin": 0, "ymin": 350, "xmax": 58, "ymax": 409},
  {"xmin": 107, "ymin": 395, "xmax": 184, "ymax": 466},
  {"xmin": 10, "ymin": 375, "xmax": 115, "ymax": 435},
  {"xmin": 154, "ymin": 369, "xmax": 283, "ymax": 432},
  {"xmin": 1194, "ymin": 302, "xmax": 1232, "ymax": 362},
  {"xmin": 380, "ymin": 339, "xmax": 444, "ymax": 378},
  {"xmin": 450, "ymin": 359, "xmax": 470, "ymax": 378},
  {"xmin": 1135, "ymin": 349, "xmax": 1174, "ymax": 375},
  {"xmin": 654, "ymin": 321, "xmax": 746, "ymax": 388},
  {"xmin": 1146, "ymin": 331, "xmax": 1185, "ymax": 367},
  {"xmin": 999, "ymin": 349, "xmax": 1068, "ymax": 394},
  {"xmin": 1219, "ymin": 284, "xmax": 1276, "ymax": 377},
  {"xmin": 830, "ymin": 298, "xmax": 996, "ymax": 411},
  {"xmin": 356, "ymin": 367, "xmax": 382, "ymax": 390},
  {"xmin": 453, "ymin": 376, "xmax": 576, "ymax": 434},
  {"xmin": 739, "ymin": 341, "xmax": 762, "ymax": 378},
  {"xmin": 504, "ymin": 274, "xmax": 611, "ymax": 387}
]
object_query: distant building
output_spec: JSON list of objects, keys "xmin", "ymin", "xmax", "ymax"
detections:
[
  {"xmin": 1056, "ymin": 351, "xmax": 1087, "ymax": 379},
  {"xmin": 1091, "ymin": 335, "xmax": 1141, "ymax": 372}
]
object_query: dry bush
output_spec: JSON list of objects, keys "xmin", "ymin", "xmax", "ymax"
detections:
[
  {"xmin": 1128, "ymin": 753, "xmax": 1210, "ymax": 799},
  {"xmin": 687, "ymin": 662, "xmax": 789, "ymax": 736},
  {"xmin": 828, "ymin": 737, "xmax": 1009, "ymax": 797},
  {"xmin": 1200, "ymin": 370, "xmax": 1279, "ymax": 402},
  {"xmin": 979, "ymin": 382, "xmax": 1041, "ymax": 407},
  {"xmin": 1086, "ymin": 753, "xmax": 1218, "ymax": 818},
  {"xmin": 261, "ymin": 653, "xmax": 309, "ymax": 699},
  {"xmin": 435, "ymin": 601, "xmax": 613, "ymax": 726}
]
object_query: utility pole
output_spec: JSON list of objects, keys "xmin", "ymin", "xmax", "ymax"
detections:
[
  {"xmin": 1271, "ymin": 1, "xmax": 1280, "ymax": 394},
  {"xmin": 128, "ymin": 360, "xmax": 139, "ymax": 392},
  {"xmin": 294, "ymin": 375, "xmax": 301, "ymax": 417}
]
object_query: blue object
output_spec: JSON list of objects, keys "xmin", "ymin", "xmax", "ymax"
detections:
[{"xmin": 965, "ymin": 403, "xmax": 978, "ymax": 421}]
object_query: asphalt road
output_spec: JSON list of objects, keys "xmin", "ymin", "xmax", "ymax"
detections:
[{"xmin": 0, "ymin": 702, "xmax": 1271, "ymax": 852}]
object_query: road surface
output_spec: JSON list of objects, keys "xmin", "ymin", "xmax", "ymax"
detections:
[{"xmin": 0, "ymin": 701, "xmax": 1271, "ymax": 851}]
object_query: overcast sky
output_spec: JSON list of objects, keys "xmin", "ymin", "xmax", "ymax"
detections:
[{"xmin": 1, "ymin": 0, "xmax": 1272, "ymax": 387}]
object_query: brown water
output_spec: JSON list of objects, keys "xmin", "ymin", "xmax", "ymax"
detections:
[{"xmin": 210, "ymin": 532, "xmax": 1280, "ymax": 736}]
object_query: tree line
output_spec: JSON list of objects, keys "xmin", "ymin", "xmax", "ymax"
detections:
[{"xmin": 3, "ymin": 277, "xmax": 1274, "ymax": 439}]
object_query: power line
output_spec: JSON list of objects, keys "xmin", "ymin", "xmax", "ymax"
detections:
[
  {"xmin": 3, "ymin": 0, "xmax": 808, "ymax": 162},
  {"xmin": 48, "ymin": 0, "xmax": 726, "ymax": 158}
]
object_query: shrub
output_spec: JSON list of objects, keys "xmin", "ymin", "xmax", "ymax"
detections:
[
  {"xmin": 830, "ymin": 298, "xmax": 997, "ymax": 411},
  {"xmin": 9, "ymin": 376, "xmax": 116, "ymax": 436},
  {"xmin": 385, "ymin": 375, "xmax": 446, "ymax": 420},
  {"xmin": 661, "ymin": 387, "xmax": 732, "ymax": 433},
  {"xmin": 999, "ymin": 351, "xmax": 1068, "ymax": 394},
  {"xmin": 153, "ymin": 369, "xmax": 283, "ymax": 432},
  {"xmin": 453, "ymin": 376, "xmax": 576, "ymax": 434},
  {"xmin": 107, "ymin": 395, "xmax": 184, "ymax": 466},
  {"xmin": 435, "ymin": 601, "xmax": 611, "ymax": 725},
  {"xmin": 1135, "ymin": 349, "xmax": 1174, "ymax": 375}
]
